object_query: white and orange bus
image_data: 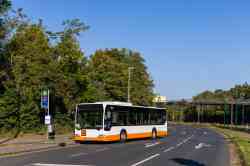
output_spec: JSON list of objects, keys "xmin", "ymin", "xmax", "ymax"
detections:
[{"xmin": 74, "ymin": 102, "xmax": 168, "ymax": 142}]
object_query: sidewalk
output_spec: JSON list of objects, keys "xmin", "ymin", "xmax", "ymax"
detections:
[{"xmin": 0, "ymin": 133, "xmax": 75, "ymax": 156}]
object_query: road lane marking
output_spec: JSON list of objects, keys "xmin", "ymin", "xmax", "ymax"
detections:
[
  {"xmin": 70, "ymin": 152, "xmax": 88, "ymax": 158},
  {"xmin": 176, "ymin": 135, "xmax": 194, "ymax": 147},
  {"xmin": 32, "ymin": 163, "xmax": 93, "ymax": 166},
  {"xmin": 195, "ymin": 143, "xmax": 212, "ymax": 149},
  {"xmin": 145, "ymin": 142, "xmax": 160, "ymax": 148},
  {"xmin": 163, "ymin": 146, "xmax": 175, "ymax": 153},
  {"xmin": 131, "ymin": 153, "xmax": 160, "ymax": 166},
  {"xmin": 95, "ymin": 147, "xmax": 109, "ymax": 152}
]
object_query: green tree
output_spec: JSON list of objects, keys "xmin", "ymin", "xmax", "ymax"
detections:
[
  {"xmin": 52, "ymin": 19, "xmax": 90, "ymax": 112},
  {"xmin": 0, "ymin": 0, "xmax": 11, "ymax": 15},
  {"xmin": 0, "ymin": 0, "xmax": 11, "ymax": 94},
  {"xmin": 0, "ymin": 87, "xmax": 20, "ymax": 131},
  {"xmin": 88, "ymin": 48, "xmax": 154, "ymax": 105},
  {"xmin": 126, "ymin": 50, "xmax": 154, "ymax": 105},
  {"xmin": 5, "ymin": 24, "xmax": 53, "ymax": 131},
  {"xmin": 87, "ymin": 49, "xmax": 128, "ymax": 101}
]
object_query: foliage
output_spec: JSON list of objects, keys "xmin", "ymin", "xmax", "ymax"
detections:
[
  {"xmin": 88, "ymin": 48, "xmax": 154, "ymax": 106},
  {"xmin": 193, "ymin": 82, "xmax": 250, "ymax": 102},
  {"xmin": 52, "ymin": 20, "xmax": 89, "ymax": 112},
  {"xmin": 4, "ymin": 24, "xmax": 52, "ymax": 130},
  {"xmin": 0, "ymin": 2, "xmax": 155, "ymax": 134},
  {"xmin": 0, "ymin": 0, "xmax": 11, "ymax": 15}
]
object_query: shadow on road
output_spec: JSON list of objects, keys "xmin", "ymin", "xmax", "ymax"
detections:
[{"xmin": 171, "ymin": 158, "xmax": 205, "ymax": 166}]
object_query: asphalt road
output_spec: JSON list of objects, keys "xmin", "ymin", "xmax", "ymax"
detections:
[{"xmin": 0, "ymin": 124, "xmax": 229, "ymax": 166}]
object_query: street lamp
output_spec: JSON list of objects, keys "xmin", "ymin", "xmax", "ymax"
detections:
[{"xmin": 128, "ymin": 67, "xmax": 134, "ymax": 103}]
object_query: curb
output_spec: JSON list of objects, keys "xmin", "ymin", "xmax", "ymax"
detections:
[{"xmin": 0, "ymin": 142, "xmax": 77, "ymax": 158}]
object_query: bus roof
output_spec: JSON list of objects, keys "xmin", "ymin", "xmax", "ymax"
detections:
[
  {"xmin": 78, "ymin": 101, "xmax": 132, "ymax": 107},
  {"xmin": 78, "ymin": 101, "xmax": 166, "ymax": 110}
]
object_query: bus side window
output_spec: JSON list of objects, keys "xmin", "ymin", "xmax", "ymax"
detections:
[
  {"xmin": 149, "ymin": 109, "xmax": 156, "ymax": 125},
  {"xmin": 129, "ymin": 110, "xmax": 136, "ymax": 125},
  {"xmin": 110, "ymin": 106, "xmax": 128, "ymax": 126},
  {"xmin": 136, "ymin": 110, "xmax": 143, "ymax": 125},
  {"xmin": 112, "ymin": 111, "xmax": 118, "ymax": 125},
  {"xmin": 143, "ymin": 111, "xmax": 149, "ymax": 125},
  {"xmin": 119, "ymin": 112, "xmax": 127, "ymax": 126},
  {"xmin": 157, "ymin": 111, "xmax": 162, "ymax": 124},
  {"xmin": 162, "ymin": 110, "xmax": 167, "ymax": 124}
]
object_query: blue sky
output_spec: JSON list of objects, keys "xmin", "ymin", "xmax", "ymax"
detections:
[{"xmin": 12, "ymin": 0, "xmax": 250, "ymax": 99}]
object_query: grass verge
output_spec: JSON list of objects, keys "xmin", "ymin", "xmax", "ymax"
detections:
[{"xmin": 211, "ymin": 126, "xmax": 250, "ymax": 166}]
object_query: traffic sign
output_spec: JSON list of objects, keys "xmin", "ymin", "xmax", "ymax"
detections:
[
  {"xmin": 41, "ymin": 100, "xmax": 48, "ymax": 109},
  {"xmin": 45, "ymin": 115, "xmax": 51, "ymax": 125},
  {"xmin": 42, "ymin": 90, "xmax": 48, "ymax": 96},
  {"xmin": 41, "ymin": 90, "xmax": 49, "ymax": 109}
]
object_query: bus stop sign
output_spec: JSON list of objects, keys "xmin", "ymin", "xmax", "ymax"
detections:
[{"xmin": 41, "ymin": 90, "xmax": 48, "ymax": 109}]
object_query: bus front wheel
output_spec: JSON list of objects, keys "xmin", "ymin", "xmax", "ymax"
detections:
[{"xmin": 120, "ymin": 130, "xmax": 127, "ymax": 143}]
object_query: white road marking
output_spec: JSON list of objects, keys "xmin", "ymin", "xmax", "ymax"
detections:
[
  {"xmin": 131, "ymin": 153, "xmax": 160, "ymax": 166},
  {"xmin": 32, "ymin": 163, "xmax": 93, "ymax": 166},
  {"xmin": 145, "ymin": 142, "xmax": 160, "ymax": 148},
  {"xmin": 70, "ymin": 152, "xmax": 88, "ymax": 158},
  {"xmin": 195, "ymin": 143, "xmax": 212, "ymax": 149},
  {"xmin": 95, "ymin": 147, "xmax": 109, "ymax": 152},
  {"xmin": 176, "ymin": 135, "xmax": 194, "ymax": 147},
  {"xmin": 163, "ymin": 146, "xmax": 175, "ymax": 153}
]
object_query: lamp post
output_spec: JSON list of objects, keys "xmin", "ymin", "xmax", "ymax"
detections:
[{"xmin": 128, "ymin": 67, "xmax": 134, "ymax": 103}]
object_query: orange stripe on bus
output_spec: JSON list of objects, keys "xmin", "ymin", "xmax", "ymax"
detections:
[
  {"xmin": 74, "ymin": 131, "xmax": 168, "ymax": 142},
  {"xmin": 74, "ymin": 135, "xmax": 120, "ymax": 142}
]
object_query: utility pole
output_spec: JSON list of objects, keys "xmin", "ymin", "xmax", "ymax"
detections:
[
  {"xmin": 231, "ymin": 104, "xmax": 234, "ymax": 126},
  {"xmin": 127, "ymin": 67, "xmax": 134, "ymax": 103},
  {"xmin": 197, "ymin": 104, "xmax": 200, "ymax": 124}
]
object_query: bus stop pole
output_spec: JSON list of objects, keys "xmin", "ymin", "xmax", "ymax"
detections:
[{"xmin": 47, "ymin": 89, "xmax": 49, "ymax": 140}]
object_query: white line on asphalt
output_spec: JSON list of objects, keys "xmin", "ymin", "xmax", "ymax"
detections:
[
  {"xmin": 131, "ymin": 153, "xmax": 160, "ymax": 166},
  {"xmin": 176, "ymin": 135, "xmax": 194, "ymax": 147},
  {"xmin": 145, "ymin": 142, "xmax": 160, "ymax": 148},
  {"xmin": 163, "ymin": 146, "xmax": 175, "ymax": 153},
  {"xmin": 95, "ymin": 147, "xmax": 109, "ymax": 152},
  {"xmin": 195, "ymin": 143, "xmax": 212, "ymax": 149},
  {"xmin": 32, "ymin": 163, "xmax": 93, "ymax": 166},
  {"xmin": 70, "ymin": 152, "xmax": 88, "ymax": 158}
]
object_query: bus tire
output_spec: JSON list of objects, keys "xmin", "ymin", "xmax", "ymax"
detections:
[
  {"xmin": 120, "ymin": 130, "xmax": 127, "ymax": 143},
  {"xmin": 152, "ymin": 129, "xmax": 157, "ymax": 140}
]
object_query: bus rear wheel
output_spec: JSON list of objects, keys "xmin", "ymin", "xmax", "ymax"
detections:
[
  {"xmin": 120, "ymin": 130, "xmax": 127, "ymax": 143},
  {"xmin": 152, "ymin": 129, "xmax": 157, "ymax": 140}
]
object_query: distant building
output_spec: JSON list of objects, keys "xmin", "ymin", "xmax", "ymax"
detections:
[{"xmin": 153, "ymin": 96, "xmax": 167, "ymax": 103}]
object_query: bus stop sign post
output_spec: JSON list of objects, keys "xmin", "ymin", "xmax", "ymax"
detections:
[{"xmin": 41, "ymin": 89, "xmax": 53, "ymax": 140}]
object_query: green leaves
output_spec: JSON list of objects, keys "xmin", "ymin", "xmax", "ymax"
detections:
[
  {"xmin": 0, "ymin": 4, "xmax": 155, "ymax": 133},
  {"xmin": 194, "ymin": 82, "xmax": 250, "ymax": 102},
  {"xmin": 0, "ymin": 0, "xmax": 11, "ymax": 15},
  {"xmin": 88, "ymin": 49, "xmax": 154, "ymax": 106}
]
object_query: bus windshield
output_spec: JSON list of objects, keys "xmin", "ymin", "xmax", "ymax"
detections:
[{"xmin": 77, "ymin": 104, "xmax": 103, "ymax": 129}]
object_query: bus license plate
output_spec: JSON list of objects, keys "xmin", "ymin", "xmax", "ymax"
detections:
[{"xmin": 81, "ymin": 129, "xmax": 86, "ymax": 136}]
